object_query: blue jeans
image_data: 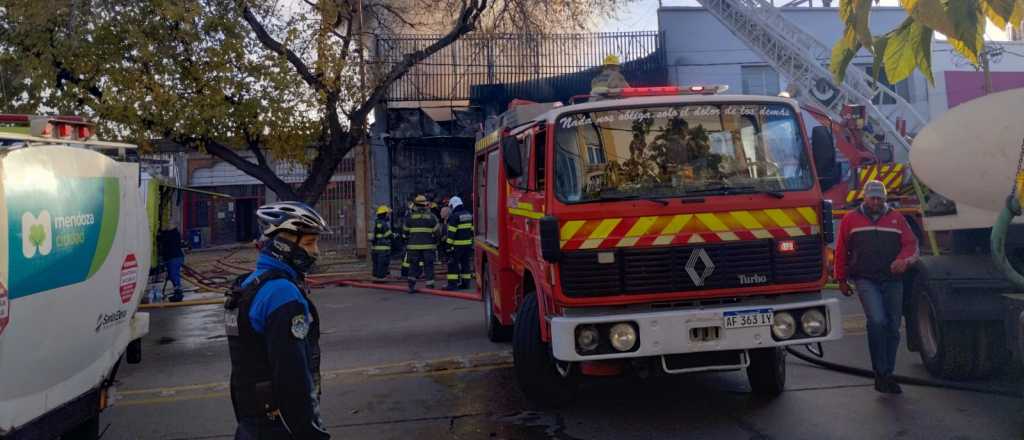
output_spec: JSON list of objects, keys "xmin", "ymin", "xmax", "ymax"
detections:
[
  {"xmin": 854, "ymin": 278, "xmax": 903, "ymax": 376},
  {"xmin": 166, "ymin": 257, "xmax": 184, "ymax": 290}
]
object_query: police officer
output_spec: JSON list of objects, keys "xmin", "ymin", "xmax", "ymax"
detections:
[
  {"xmin": 445, "ymin": 197, "xmax": 474, "ymax": 290},
  {"xmin": 403, "ymin": 195, "xmax": 440, "ymax": 292},
  {"xmin": 225, "ymin": 202, "xmax": 331, "ymax": 439},
  {"xmin": 371, "ymin": 205, "xmax": 393, "ymax": 281}
]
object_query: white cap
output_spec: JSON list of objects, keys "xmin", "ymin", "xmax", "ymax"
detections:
[{"xmin": 448, "ymin": 196, "xmax": 463, "ymax": 209}]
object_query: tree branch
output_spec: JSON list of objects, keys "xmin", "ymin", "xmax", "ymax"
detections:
[
  {"xmin": 194, "ymin": 137, "xmax": 298, "ymax": 200},
  {"xmin": 351, "ymin": 0, "xmax": 487, "ymax": 121},
  {"xmin": 240, "ymin": 3, "xmax": 327, "ymax": 92}
]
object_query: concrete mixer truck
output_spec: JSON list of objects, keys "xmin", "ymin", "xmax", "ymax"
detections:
[
  {"xmin": 903, "ymin": 89, "xmax": 1024, "ymax": 381},
  {"xmin": 0, "ymin": 115, "xmax": 151, "ymax": 439}
]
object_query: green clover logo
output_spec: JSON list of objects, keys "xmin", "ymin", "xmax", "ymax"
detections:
[{"xmin": 29, "ymin": 224, "xmax": 46, "ymax": 247}]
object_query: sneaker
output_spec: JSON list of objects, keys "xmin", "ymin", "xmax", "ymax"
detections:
[
  {"xmin": 425, "ymin": 282, "xmax": 435, "ymax": 289},
  {"xmin": 874, "ymin": 376, "xmax": 886, "ymax": 393},
  {"xmin": 884, "ymin": 376, "xmax": 903, "ymax": 394}
]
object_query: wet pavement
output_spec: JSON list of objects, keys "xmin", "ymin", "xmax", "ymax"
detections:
[{"xmin": 100, "ymin": 286, "xmax": 1023, "ymax": 439}]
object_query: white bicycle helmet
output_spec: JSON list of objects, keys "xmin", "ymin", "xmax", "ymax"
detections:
[{"xmin": 257, "ymin": 202, "xmax": 331, "ymax": 238}]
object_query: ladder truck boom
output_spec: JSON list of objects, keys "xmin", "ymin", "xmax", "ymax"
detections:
[{"xmin": 695, "ymin": 0, "xmax": 926, "ymax": 160}]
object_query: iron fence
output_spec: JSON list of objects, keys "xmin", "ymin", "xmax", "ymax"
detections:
[{"xmin": 375, "ymin": 31, "xmax": 665, "ymax": 102}]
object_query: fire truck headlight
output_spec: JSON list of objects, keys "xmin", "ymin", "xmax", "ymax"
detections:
[
  {"xmin": 575, "ymin": 325, "xmax": 600, "ymax": 353},
  {"xmin": 800, "ymin": 309, "xmax": 827, "ymax": 337},
  {"xmin": 609, "ymin": 323, "xmax": 638, "ymax": 352},
  {"xmin": 771, "ymin": 312, "xmax": 797, "ymax": 340}
]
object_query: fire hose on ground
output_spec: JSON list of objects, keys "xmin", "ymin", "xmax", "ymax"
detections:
[{"xmin": 148, "ymin": 248, "xmax": 1020, "ymax": 398}]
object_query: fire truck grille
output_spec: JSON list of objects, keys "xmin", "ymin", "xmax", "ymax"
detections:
[{"xmin": 559, "ymin": 236, "xmax": 822, "ymax": 297}]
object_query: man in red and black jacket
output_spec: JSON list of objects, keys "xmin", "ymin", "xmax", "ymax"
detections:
[{"xmin": 835, "ymin": 180, "xmax": 919, "ymax": 394}]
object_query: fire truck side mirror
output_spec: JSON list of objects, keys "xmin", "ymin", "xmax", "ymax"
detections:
[
  {"xmin": 811, "ymin": 126, "xmax": 837, "ymax": 190},
  {"xmin": 501, "ymin": 135, "xmax": 524, "ymax": 179},
  {"xmin": 539, "ymin": 216, "xmax": 561, "ymax": 262}
]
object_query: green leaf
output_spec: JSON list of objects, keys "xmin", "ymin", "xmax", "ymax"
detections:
[
  {"xmin": 882, "ymin": 18, "xmax": 934, "ymax": 84},
  {"xmin": 981, "ymin": 0, "xmax": 1016, "ymax": 28},
  {"xmin": 899, "ymin": 0, "xmax": 956, "ymax": 36},
  {"xmin": 840, "ymin": 0, "xmax": 875, "ymax": 50},
  {"xmin": 946, "ymin": 0, "xmax": 984, "ymax": 64},
  {"xmin": 831, "ymin": 28, "xmax": 862, "ymax": 83}
]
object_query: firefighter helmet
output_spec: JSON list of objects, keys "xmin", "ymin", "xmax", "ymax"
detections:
[
  {"xmin": 603, "ymin": 54, "xmax": 620, "ymax": 67},
  {"xmin": 414, "ymin": 195, "xmax": 429, "ymax": 206},
  {"xmin": 376, "ymin": 205, "xmax": 391, "ymax": 215}
]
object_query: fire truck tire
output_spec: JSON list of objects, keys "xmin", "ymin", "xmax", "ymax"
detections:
[
  {"xmin": 746, "ymin": 347, "xmax": 786, "ymax": 396},
  {"xmin": 513, "ymin": 293, "xmax": 576, "ymax": 407},
  {"xmin": 483, "ymin": 263, "xmax": 512, "ymax": 342},
  {"xmin": 62, "ymin": 415, "xmax": 100, "ymax": 439}
]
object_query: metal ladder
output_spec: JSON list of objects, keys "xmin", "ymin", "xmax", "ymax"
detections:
[{"xmin": 696, "ymin": 0, "xmax": 926, "ymax": 159}]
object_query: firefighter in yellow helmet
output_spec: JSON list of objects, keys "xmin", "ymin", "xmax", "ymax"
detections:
[
  {"xmin": 590, "ymin": 54, "xmax": 631, "ymax": 99},
  {"xmin": 402, "ymin": 195, "xmax": 440, "ymax": 292},
  {"xmin": 371, "ymin": 205, "xmax": 393, "ymax": 281}
]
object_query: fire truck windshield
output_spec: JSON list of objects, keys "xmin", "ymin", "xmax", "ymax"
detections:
[{"xmin": 553, "ymin": 103, "xmax": 814, "ymax": 203}]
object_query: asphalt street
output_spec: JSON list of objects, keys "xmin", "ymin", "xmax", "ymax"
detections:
[{"xmin": 100, "ymin": 286, "xmax": 1023, "ymax": 440}]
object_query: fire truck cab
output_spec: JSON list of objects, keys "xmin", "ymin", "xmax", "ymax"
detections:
[{"xmin": 473, "ymin": 86, "xmax": 844, "ymax": 406}]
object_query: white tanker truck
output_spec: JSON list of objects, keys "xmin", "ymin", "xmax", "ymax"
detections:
[
  {"xmin": 0, "ymin": 116, "xmax": 151, "ymax": 439},
  {"xmin": 905, "ymin": 88, "xmax": 1024, "ymax": 380}
]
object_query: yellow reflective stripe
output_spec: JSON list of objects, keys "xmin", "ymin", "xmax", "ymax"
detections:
[
  {"xmin": 696, "ymin": 213, "xmax": 728, "ymax": 232},
  {"xmin": 449, "ymin": 239, "xmax": 473, "ymax": 246},
  {"xmin": 796, "ymin": 207, "xmax": 818, "ymax": 225},
  {"xmin": 460, "ymin": 274, "xmax": 474, "ymax": 279},
  {"xmin": 509, "ymin": 208, "xmax": 543, "ymax": 219},
  {"xmin": 447, "ymin": 225, "xmax": 458, "ymax": 232},
  {"xmin": 408, "ymin": 227, "xmax": 434, "ymax": 233},
  {"xmin": 764, "ymin": 209, "xmax": 796, "ymax": 228},
  {"xmin": 625, "ymin": 216, "xmax": 658, "ymax": 237},
  {"xmin": 589, "ymin": 219, "xmax": 621, "ymax": 239},
  {"xmin": 729, "ymin": 211, "xmax": 763, "ymax": 230},
  {"xmin": 458, "ymin": 223, "xmax": 473, "ymax": 229},
  {"xmin": 560, "ymin": 220, "xmax": 586, "ymax": 241},
  {"xmin": 660, "ymin": 214, "xmax": 692, "ymax": 235},
  {"xmin": 407, "ymin": 244, "xmax": 436, "ymax": 250},
  {"xmin": 517, "ymin": 202, "xmax": 535, "ymax": 211},
  {"xmin": 372, "ymin": 246, "xmax": 391, "ymax": 250},
  {"xmin": 447, "ymin": 274, "xmax": 460, "ymax": 280}
]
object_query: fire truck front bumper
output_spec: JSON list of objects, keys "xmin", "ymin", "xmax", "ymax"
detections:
[{"xmin": 549, "ymin": 298, "xmax": 842, "ymax": 362}]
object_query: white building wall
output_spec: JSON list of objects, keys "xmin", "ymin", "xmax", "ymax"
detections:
[
  {"xmin": 928, "ymin": 40, "xmax": 1024, "ymax": 118},
  {"xmin": 659, "ymin": 7, "xmax": 931, "ymax": 119}
]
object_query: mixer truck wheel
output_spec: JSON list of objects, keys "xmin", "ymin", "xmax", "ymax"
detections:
[
  {"xmin": 483, "ymin": 262, "xmax": 511, "ymax": 343},
  {"xmin": 746, "ymin": 347, "xmax": 786, "ymax": 396},
  {"xmin": 513, "ymin": 293, "xmax": 576, "ymax": 407},
  {"xmin": 971, "ymin": 322, "xmax": 1011, "ymax": 378},
  {"xmin": 915, "ymin": 287, "xmax": 975, "ymax": 380}
]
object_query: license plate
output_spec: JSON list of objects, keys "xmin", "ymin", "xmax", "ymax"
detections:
[{"xmin": 723, "ymin": 309, "xmax": 773, "ymax": 329}]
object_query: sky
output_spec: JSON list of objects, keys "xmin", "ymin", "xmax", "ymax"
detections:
[{"xmin": 601, "ymin": 0, "xmax": 1012, "ymax": 40}]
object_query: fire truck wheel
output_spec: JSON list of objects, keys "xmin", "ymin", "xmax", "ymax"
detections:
[
  {"xmin": 483, "ymin": 262, "xmax": 512, "ymax": 342},
  {"xmin": 513, "ymin": 293, "xmax": 576, "ymax": 407},
  {"xmin": 746, "ymin": 347, "xmax": 786, "ymax": 396}
]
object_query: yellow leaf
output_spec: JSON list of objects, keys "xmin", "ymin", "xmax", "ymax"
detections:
[{"xmin": 882, "ymin": 18, "xmax": 933, "ymax": 83}]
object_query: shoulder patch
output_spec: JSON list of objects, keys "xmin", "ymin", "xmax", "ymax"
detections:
[{"xmin": 291, "ymin": 315, "xmax": 309, "ymax": 339}]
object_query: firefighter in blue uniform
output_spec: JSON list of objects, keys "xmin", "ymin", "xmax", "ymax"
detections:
[
  {"xmin": 445, "ymin": 196, "xmax": 474, "ymax": 290},
  {"xmin": 225, "ymin": 202, "xmax": 331, "ymax": 440},
  {"xmin": 371, "ymin": 205, "xmax": 393, "ymax": 281},
  {"xmin": 404, "ymin": 195, "xmax": 440, "ymax": 292}
]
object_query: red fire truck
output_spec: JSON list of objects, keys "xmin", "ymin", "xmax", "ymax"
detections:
[{"xmin": 473, "ymin": 86, "xmax": 845, "ymax": 406}]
